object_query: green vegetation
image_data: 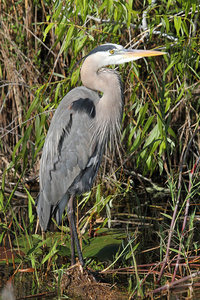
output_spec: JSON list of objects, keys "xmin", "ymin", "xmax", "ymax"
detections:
[{"xmin": 0, "ymin": 0, "xmax": 200, "ymax": 298}]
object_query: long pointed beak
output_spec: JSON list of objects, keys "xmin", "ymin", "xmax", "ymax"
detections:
[{"xmin": 122, "ymin": 48, "xmax": 166, "ymax": 59}]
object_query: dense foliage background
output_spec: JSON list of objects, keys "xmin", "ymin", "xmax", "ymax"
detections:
[{"xmin": 0, "ymin": 0, "xmax": 200, "ymax": 298}]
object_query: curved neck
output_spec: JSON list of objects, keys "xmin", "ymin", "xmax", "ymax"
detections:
[
  {"xmin": 80, "ymin": 55, "xmax": 106, "ymax": 93},
  {"xmin": 80, "ymin": 55, "xmax": 124, "ymax": 141},
  {"xmin": 80, "ymin": 55, "xmax": 123, "ymax": 105}
]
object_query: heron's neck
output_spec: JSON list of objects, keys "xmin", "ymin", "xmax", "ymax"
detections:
[
  {"xmin": 81, "ymin": 59, "xmax": 123, "ymax": 110},
  {"xmin": 81, "ymin": 59, "xmax": 124, "ymax": 140}
]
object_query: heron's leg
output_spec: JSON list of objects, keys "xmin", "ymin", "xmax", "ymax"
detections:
[
  {"xmin": 67, "ymin": 195, "xmax": 75, "ymax": 265},
  {"xmin": 67, "ymin": 195, "xmax": 84, "ymax": 266}
]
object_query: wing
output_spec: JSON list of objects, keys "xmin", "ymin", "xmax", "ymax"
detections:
[{"xmin": 36, "ymin": 86, "xmax": 101, "ymax": 230}]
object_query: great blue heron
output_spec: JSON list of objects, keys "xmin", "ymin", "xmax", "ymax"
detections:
[{"xmin": 36, "ymin": 43, "xmax": 165, "ymax": 266}]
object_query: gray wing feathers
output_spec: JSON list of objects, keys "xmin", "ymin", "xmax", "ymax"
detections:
[{"xmin": 37, "ymin": 87, "xmax": 100, "ymax": 230}]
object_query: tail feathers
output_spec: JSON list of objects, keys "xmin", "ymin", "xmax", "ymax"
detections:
[{"xmin": 36, "ymin": 192, "xmax": 52, "ymax": 231}]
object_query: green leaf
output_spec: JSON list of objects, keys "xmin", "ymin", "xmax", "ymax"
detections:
[
  {"xmin": 107, "ymin": 0, "xmax": 113, "ymax": 13},
  {"xmin": 159, "ymin": 140, "xmax": 166, "ymax": 155},
  {"xmin": 26, "ymin": 95, "xmax": 40, "ymax": 122},
  {"xmin": 129, "ymin": 130, "xmax": 142, "ymax": 153},
  {"xmin": 168, "ymin": 127, "xmax": 177, "ymax": 141},
  {"xmin": 157, "ymin": 113, "xmax": 163, "ymax": 136},
  {"xmin": 161, "ymin": 212, "xmax": 172, "ymax": 219},
  {"xmin": 99, "ymin": 1, "xmax": 107, "ymax": 14},
  {"xmin": 164, "ymin": 59, "xmax": 176, "ymax": 75},
  {"xmin": 141, "ymin": 115, "xmax": 155, "ymax": 138},
  {"xmin": 165, "ymin": 97, "xmax": 171, "ymax": 113},
  {"xmin": 35, "ymin": 115, "xmax": 41, "ymax": 143},
  {"xmin": 128, "ymin": 124, "xmax": 136, "ymax": 145},
  {"xmin": 52, "ymin": 2, "xmax": 63, "ymax": 21},
  {"xmin": 169, "ymin": 248, "xmax": 184, "ymax": 255},
  {"xmin": 54, "ymin": 23, "xmax": 68, "ymax": 48},
  {"xmin": 187, "ymin": 63, "xmax": 200, "ymax": 80},
  {"xmin": 162, "ymin": 15, "xmax": 169, "ymax": 32},
  {"xmin": 75, "ymin": 35, "xmax": 88, "ymax": 55},
  {"xmin": 60, "ymin": 25, "xmax": 74, "ymax": 53},
  {"xmin": 24, "ymin": 187, "xmax": 35, "ymax": 225},
  {"xmin": 41, "ymin": 239, "xmax": 59, "ymax": 264},
  {"xmin": 144, "ymin": 124, "xmax": 160, "ymax": 147},
  {"xmin": 12, "ymin": 137, "xmax": 23, "ymax": 164},
  {"xmin": 174, "ymin": 16, "xmax": 181, "ymax": 37},
  {"xmin": 182, "ymin": 19, "xmax": 189, "ymax": 37},
  {"xmin": 54, "ymin": 82, "xmax": 61, "ymax": 104},
  {"xmin": 137, "ymin": 102, "xmax": 148, "ymax": 127},
  {"xmin": 52, "ymin": 73, "xmax": 65, "ymax": 79},
  {"xmin": 149, "ymin": 140, "xmax": 160, "ymax": 156},
  {"xmin": 43, "ymin": 23, "xmax": 54, "ymax": 42}
]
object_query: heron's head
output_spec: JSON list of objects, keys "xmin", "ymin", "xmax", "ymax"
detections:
[{"xmin": 84, "ymin": 43, "xmax": 166, "ymax": 69}]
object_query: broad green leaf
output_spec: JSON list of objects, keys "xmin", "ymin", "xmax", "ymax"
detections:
[
  {"xmin": 144, "ymin": 124, "xmax": 160, "ymax": 147},
  {"xmin": 146, "ymin": 155, "xmax": 153, "ymax": 169}
]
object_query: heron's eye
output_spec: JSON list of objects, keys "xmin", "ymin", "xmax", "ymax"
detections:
[{"xmin": 109, "ymin": 49, "xmax": 115, "ymax": 54}]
